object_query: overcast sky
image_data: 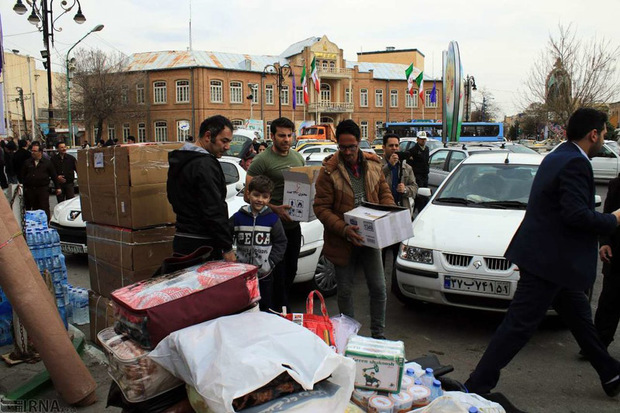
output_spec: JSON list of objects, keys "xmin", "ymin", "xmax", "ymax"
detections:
[{"xmin": 2, "ymin": 0, "xmax": 619, "ymax": 118}]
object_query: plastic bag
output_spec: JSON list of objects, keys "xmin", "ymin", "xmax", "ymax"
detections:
[
  {"xmin": 412, "ymin": 391, "xmax": 506, "ymax": 413},
  {"xmin": 149, "ymin": 312, "xmax": 356, "ymax": 413},
  {"xmin": 330, "ymin": 313, "xmax": 361, "ymax": 354}
]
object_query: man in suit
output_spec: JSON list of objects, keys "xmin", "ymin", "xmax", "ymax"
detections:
[
  {"xmin": 595, "ymin": 175, "xmax": 620, "ymax": 350},
  {"xmin": 465, "ymin": 108, "xmax": 620, "ymax": 398}
]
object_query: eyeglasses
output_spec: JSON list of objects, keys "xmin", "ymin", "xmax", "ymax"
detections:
[{"xmin": 338, "ymin": 144, "xmax": 358, "ymax": 151}]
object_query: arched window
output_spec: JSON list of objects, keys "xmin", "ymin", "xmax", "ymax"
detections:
[
  {"xmin": 154, "ymin": 121, "xmax": 168, "ymax": 142},
  {"xmin": 320, "ymin": 84, "xmax": 331, "ymax": 102},
  {"xmin": 210, "ymin": 80, "xmax": 223, "ymax": 103}
]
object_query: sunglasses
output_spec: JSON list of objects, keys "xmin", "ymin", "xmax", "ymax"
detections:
[{"xmin": 338, "ymin": 144, "xmax": 358, "ymax": 151}]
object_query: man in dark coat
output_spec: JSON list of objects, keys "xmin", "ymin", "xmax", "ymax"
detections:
[
  {"xmin": 22, "ymin": 141, "xmax": 58, "ymax": 220},
  {"xmin": 167, "ymin": 115, "xmax": 235, "ymax": 261},
  {"xmin": 465, "ymin": 108, "xmax": 620, "ymax": 398},
  {"xmin": 12, "ymin": 139, "xmax": 31, "ymax": 183},
  {"xmin": 407, "ymin": 131, "xmax": 430, "ymax": 212},
  {"xmin": 50, "ymin": 142, "xmax": 77, "ymax": 203}
]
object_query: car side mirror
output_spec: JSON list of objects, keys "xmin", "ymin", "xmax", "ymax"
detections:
[
  {"xmin": 595, "ymin": 195, "xmax": 602, "ymax": 208},
  {"xmin": 418, "ymin": 187, "xmax": 432, "ymax": 197},
  {"xmin": 235, "ymin": 182, "xmax": 244, "ymax": 192}
]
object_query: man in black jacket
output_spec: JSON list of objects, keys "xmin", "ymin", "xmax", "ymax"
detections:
[
  {"xmin": 13, "ymin": 139, "xmax": 31, "ymax": 183},
  {"xmin": 51, "ymin": 142, "xmax": 77, "ymax": 203},
  {"xmin": 22, "ymin": 141, "xmax": 58, "ymax": 221},
  {"xmin": 167, "ymin": 115, "xmax": 236, "ymax": 261},
  {"xmin": 407, "ymin": 131, "xmax": 430, "ymax": 212}
]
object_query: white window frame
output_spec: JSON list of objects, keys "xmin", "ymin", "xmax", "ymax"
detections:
[
  {"xmin": 425, "ymin": 90, "xmax": 438, "ymax": 108},
  {"xmin": 390, "ymin": 89, "xmax": 398, "ymax": 108},
  {"xmin": 360, "ymin": 121, "xmax": 368, "ymax": 139},
  {"xmin": 265, "ymin": 84, "xmax": 274, "ymax": 105},
  {"xmin": 405, "ymin": 89, "xmax": 418, "ymax": 108},
  {"xmin": 136, "ymin": 84, "xmax": 145, "ymax": 104},
  {"xmin": 295, "ymin": 86, "xmax": 304, "ymax": 106},
  {"xmin": 137, "ymin": 123, "xmax": 146, "ymax": 142},
  {"xmin": 360, "ymin": 89, "xmax": 368, "ymax": 107},
  {"xmin": 122, "ymin": 123, "xmax": 130, "ymax": 140},
  {"xmin": 210, "ymin": 80, "xmax": 223, "ymax": 103},
  {"xmin": 375, "ymin": 121, "xmax": 383, "ymax": 137},
  {"xmin": 230, "ymin": 81, "xmax": 243, "ymax": 104},
  {"xmin": 281, "ymin": 86, "xmax": 289, "ymax": 105},
  {"xmin": 231, "ymin": 119, "xmax": 244, "ymax": 128},
  {"xmin": 375, "ymin": 89, "xmax": 383, "ymax": 108},
  {"xmin": 345, "ymin": 88, "xmax": 351, "ymax": 103},
  {"xmin": 108, "ymin": 125, "xmax": 116, "ymax": 140},
  {"xmin": 176, "ymin": 120, "xmax": 190, "ymax": 142},
  {"xmin": 121, "ymin": 86, "xmax": 128, "ymax": 105},
  {"xmin": 154, "ymin": 121, "xmax": 168, "ymax": 142},
  {"xmin": 176, "ymin": 80, "xmax": 190, "ymax": 103},
  {"xmin": 249, "ymin": 84, "xmax": 259, "ymax": 104},
  {"xmin": 153, "ymin": 81, "xmax": 167, "ymax": 104},
  {"xmin": 320, "ymin": 84, "xmax": 330, "ymax": 102}
]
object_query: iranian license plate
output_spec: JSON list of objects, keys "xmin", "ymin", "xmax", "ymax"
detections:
[
  {"xmin": 61, "ymin": 243, "xmax": 87, "ymax": 254},
  {"xmin": 444, "ymin": 275, "xmax": 510, "ymax": 296}
]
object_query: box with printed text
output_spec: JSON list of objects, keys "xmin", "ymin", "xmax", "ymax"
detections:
[
  {"xmin": 343, "ymin": 202, "xmax": 413, "ymax": 249},
  {"xmin": 282, "ymin": 166, "xmax": 322, "ymax": 222},
  {"xmin": 345, "ymin": 335, "xmax": 405, "ymax": 393}
]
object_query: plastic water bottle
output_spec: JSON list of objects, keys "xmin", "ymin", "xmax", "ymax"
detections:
[
  {"xmin": 430, "ymin": 379, "xmax": 443, "ymax": 401},
  {"xmin": 406, "ymin": 368, "xmax": 416, "ymax": 378},
  {"xmin": 468, "ymin": 407, "xmax": 479, "ymax": 413},
  {"xmin": 421, "ymin": 368, "xmax": 435, "ymax": 389},
  {"xmin": 73, "ymin": 289, "xmax": 89, "ymax": 325}
]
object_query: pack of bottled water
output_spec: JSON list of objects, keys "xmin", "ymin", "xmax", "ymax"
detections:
[
  {"xmin": 23, "ymin": 210, "xmax": 91, "ymax": 328},
  {"xmin": 0, "ymin": 289, "xmax": 13, "ymax": 346}
]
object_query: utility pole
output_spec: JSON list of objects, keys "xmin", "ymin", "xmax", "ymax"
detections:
[{"xmin": 16, "ymin": 87, "xmax": 29, "ymax": 138}]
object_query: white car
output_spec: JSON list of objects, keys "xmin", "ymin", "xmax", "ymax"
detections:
[
  {"xmin": 51, "ymin": 156, "xmax": 336, "ymax": 296},
  {"xmin": 547, "ymin": 140, "xmax": 620, "ymax": 182},
  {"xmin": 297, "ymin": 144, "xmax": 337, "ymax": 156},
  {"xmin": 394, "ymin": 152, "xmax": 543, "ymax": 311}
]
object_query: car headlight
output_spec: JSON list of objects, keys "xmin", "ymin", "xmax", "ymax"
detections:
[{"xmin": 399, "ymin": 244, "xmax": 433, "ymax": 264}]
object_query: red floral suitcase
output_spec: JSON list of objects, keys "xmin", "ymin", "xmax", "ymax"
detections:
[{"xmin": 111, "ymin": 261, "xmax": 260, "ymax": 349}]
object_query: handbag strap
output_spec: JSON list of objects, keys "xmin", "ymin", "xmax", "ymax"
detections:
[{"xmin": 306, "ymin": 290, "xmax": 329, "ymax": 317}]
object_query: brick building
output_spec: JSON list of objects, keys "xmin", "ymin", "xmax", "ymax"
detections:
[{"xmin": 91, "ymin": 35, "xmax": 442, "ymax": 144}]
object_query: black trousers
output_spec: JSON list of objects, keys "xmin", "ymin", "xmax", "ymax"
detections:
[
  {"xmin": 272, "ymin": 224, "xmax": 302, "ymax": 312},
  {"xmin": 595, "ymin": 263, "xmax": 620, "ymax": 348},
  {"xmin": 24, "ymin": 186, "xmax": 51, "ymax": 221},
  {"xmin": 172, "ymin": 235, "xmax": 223, "ymax": 260},
  {"xmin": 414, "ymin": 174, "xmax": 429, "ymax": 212},
  {"xmin": 465, "ymin": 270, "xmax": 620, "ymax": 394},
  {"xmin": 56, "ymin": 182, "xmax": 75, "ymax": 203}
]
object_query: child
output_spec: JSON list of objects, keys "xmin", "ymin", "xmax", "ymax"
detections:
[{"xmin": 231, "ymin": 175, "xmax": 287, "ymax": 311}]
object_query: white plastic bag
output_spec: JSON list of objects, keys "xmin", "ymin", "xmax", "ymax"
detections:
[
  {"xmin": 412, "ymin": 391, "xmax": 506, "ymax": 413},
  {"xmin": 330, "ymin": 313, "xmax": 361, "ymax": 354},
  {"xmin": 149, "ymin": 312, "xmax": 356, "ymax": 413}
]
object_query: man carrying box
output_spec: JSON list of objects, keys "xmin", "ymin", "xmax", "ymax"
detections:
[{"xmin": 314, "ymin": 120, "xmax": 395, "ymax": 339}]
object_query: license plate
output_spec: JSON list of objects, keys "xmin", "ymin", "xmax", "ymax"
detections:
[
  {"xmin": 444, "ymin": 275, "xmax": 510, "ymax": 296},
  {"xmin": 61, "ymin": 243, "xmax": 87, "ymax": 254}
]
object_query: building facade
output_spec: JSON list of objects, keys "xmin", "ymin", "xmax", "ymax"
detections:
[{"xmin": 90, "ymin": 36, "xmax": 443, "ymax": 144}]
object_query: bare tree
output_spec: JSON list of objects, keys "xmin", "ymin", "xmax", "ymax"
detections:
[
  {"xmin": 470, "ymin": 88, "xmax": 500, "ymax": 122},
  {"xmin": 521, "ymin": 23, "xmax": 620, "ymax": 126},
  {"xmin": 55, "ymin": 49, "xmax": 146, "ymax": 143}
]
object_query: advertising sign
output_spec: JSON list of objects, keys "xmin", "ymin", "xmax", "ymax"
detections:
[{"xmin": 443, "ymin": 41, "xmax": 464, "ymax": 142}]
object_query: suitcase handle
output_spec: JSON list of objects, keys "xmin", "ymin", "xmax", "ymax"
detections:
[
  {"xmin": 151, "ymin": 246, "xmax": 213, "ymax": 278},
  {"xmin": 306, "ymin": 290, "xmax": 329, "ymax": 317}
]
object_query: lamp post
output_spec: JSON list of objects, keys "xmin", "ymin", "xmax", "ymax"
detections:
[
  {"xmin": 464, "ymin": 75, "xmax": 477, "ymax": 122},
  {"xmin": 13, "ymin": 0, "xmax": 90, "ymax": 148},
  {"xmin": 262, "ymin": 63, "xmax": 293, "ymax": 118},
  {"xmin": 66, "ymin": 24, "xmax": 104, "ymax": 147}
]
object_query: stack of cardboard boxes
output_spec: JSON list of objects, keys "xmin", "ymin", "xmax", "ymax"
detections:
[{"xmin": 77, "ymin": 143, "xmax": 181, "ymax": 344}]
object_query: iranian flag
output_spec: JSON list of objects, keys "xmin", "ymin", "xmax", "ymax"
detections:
[
  {"xmin": 405, "ymin": 63, "xmax": 424, "ymax": 102},
  {"xmin": 301, "ymin": 65, "xmax": 309, "ymax": 104},
  {"xmin": 310, "ymin": 56, "xmax": 320, "ymax": 92}
]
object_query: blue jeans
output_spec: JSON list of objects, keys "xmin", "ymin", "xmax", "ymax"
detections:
[{"xmin": 335, "ymin": 246, "xmax": 386, "ymax": 337}]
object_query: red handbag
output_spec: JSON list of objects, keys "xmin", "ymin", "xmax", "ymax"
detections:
[{"xmin": 283, "ymin": 290, "xmax": 335, "ymax": 347}]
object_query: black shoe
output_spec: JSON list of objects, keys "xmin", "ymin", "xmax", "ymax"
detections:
[
  {"xmin": 603, "ymin": 376, "xmax": 620, "ymax": 397},
  {"xmin": 372, "ymin": 334, "xmax": 387, "ymax": 340}
]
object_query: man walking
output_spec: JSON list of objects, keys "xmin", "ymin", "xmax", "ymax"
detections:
[
  {"xmin": 246, "ymin": 117, "xmax": 304, "ymax": 311},
  {"xmin": 314, "ymin": 120, "xmax": 395, "ymax": 339},
  {"xmin": 406, "ymin": 131, "xmax": 430, "ymax": 212},
  {"xmin": 22, "ymin": 141, "xmax": 58, "ymax": 221},
  {"xmin": 51, "ymin": 142, "xmax": 77, "ymax": 203},
  {"xmin": 464, "ymin": 108, "xmax": 620, "ymax": 398},
  {"xmin": 167, "ymin": 115, "xmax": 235, "ymax": 261},
  {"xmin": 13, "ymin": 139, "xmax": 31, "ymax": 184}
]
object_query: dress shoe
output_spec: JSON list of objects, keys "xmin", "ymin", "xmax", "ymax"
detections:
[{"xmin": 603, "ymin": 376, "xmax": 620, "ymax": 397}]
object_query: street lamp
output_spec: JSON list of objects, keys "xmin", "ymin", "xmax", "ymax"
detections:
[
  {"xmin": 262, "ymin": 63, "xmax": 293, "ymax": 118},
  {"xmin": 464, "ymin": 75, "xmax": 477, "ymax": 122},
  {"xmin": 66, "ymin": 24, "xmax": 104, "ymax": 146},
  {"xmin": 13, "ymin": 0, "xmax": 90, "ymax": 148}
]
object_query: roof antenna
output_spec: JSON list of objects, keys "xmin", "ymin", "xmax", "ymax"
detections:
[{"xmin": 504, "ymin": 151, "xmax": 510, "ymax": 164}]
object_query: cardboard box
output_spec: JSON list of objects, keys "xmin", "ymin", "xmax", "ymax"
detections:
[
  {"xmin": 345, "ymin": 335, "xmax": 405, "ymax": 394},
  {"xmin": 88, "ymin": 256, "xmax": 160, "ymax": 298},
  {"xmin": 88, "ymin": 290, "xmax": 115, "ymax": 347},
  {"xmin": 86, "ymin": 223, "xmax": 174, "ymax": 272},
  {"xmin": 282, "ymin": 166, "xmax": 321, "ymax": 222},
  {"xmin": 77, "ymin": 143, "xmax": 181, "ymax": 229},
  {"xmin": 344, "ymin": 202, "xmax": 413, "ymax": 249}
]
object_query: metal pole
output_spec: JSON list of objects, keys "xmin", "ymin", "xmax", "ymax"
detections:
[
  {"xmin": 42, "ymin": 0, "xmax": 57, "ymax": 147},
  {"xmin": 27, "ymin": 56, "xmax": 36, "ymax": 140},
  {"xmin": 277, "ymin": 66, "xmax": 282, "ymax": 118},
  {"xmin": 17, "ymin": 88, "xmax": 28, "ymax": 138}
]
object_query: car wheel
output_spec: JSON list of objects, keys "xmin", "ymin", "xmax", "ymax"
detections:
[{"xmin": 312, "ymin": 253, "xmax": 337, "ymax": 297}]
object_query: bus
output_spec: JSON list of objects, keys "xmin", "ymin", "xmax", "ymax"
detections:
[{"xmin": 381, "ymin": 121, "xmax": 504, "ymax": 142}]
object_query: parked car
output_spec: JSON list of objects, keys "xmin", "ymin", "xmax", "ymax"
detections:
[
  {"xmin": 295, "ymin": 140, "xmax": 334, "ymax": 152},
  {"xmin": 50, "ymin": 156, "xmax": 337, "ymax": 296},
  {"xmin": 297, "ymin": 144, "xmax": 337, "ymax": 156},
  {"xmin": 303, "ymin": 152, "xmax": 333, "ymax": 166},
  {"xmin": 399, "ymin": 137, "xmax": 443, "ymax": 154},
  {"xmin": 394, "ymin": 153, "xmax": 544, "ymax": 311},
  {"xmin": 548, "ymin": 140, "xmax": 620, "ymax": 182}
]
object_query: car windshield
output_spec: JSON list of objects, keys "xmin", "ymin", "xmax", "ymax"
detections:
[
  {"xmin": 434, "ymin": 163, "xmax": 538, "ymax": 208},
  {"xmin": 606, "ymin": 141, "xmax": 620, "ymax": 154},
  {"xmin": 359, "ymin": 140, "xmax": 371, "ymax": 149},
  {"xmin": 224, "ymin": 134, "xmax": 252, "ymax": 158}
]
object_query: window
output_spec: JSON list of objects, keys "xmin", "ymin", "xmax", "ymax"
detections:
[
  {"xmin": 345, "ymin": 88, "xmax": 351, "ymax": 103},
  {"xmin": 295, "ymin": 86, "xmax": 304, "ymax": 106},
  {"xmin": 320, "ymin": 84, "xmax": 330, "ymax": 102},
  {"xmin": 176, "ymin": 120, "xmax": 190, "ymax": 142},
  {"xmin": 448, "ymin": 151, "xmax": 467, "ymax": 171},
  {"xmin": 405, "ymin": 89, "xmax": 418, "ymax": 108},
  {"xmin": 231, "ymin": 119, "xmax": 244, "ymax": 128},
  {"xmin": 230, "ymin": 81, "xmax": 242, "ymax": 104},
  {"xmin": 249, "ymin": 84, "xmax": 258, "ymax": 104},
  {"xmin": 360, "ymin": 121, "xmax": 368, "ymax": 139},
  {"xmin": 153, "ymin": 81, "xmax": 167, "ymax": 104},
  {"xmin": 121, "ymin": 86, "xmax": 128, "ymax": 105},
  {"xmin": 176, "ymin": 80, "xmax": 190, "ymax": 103},
  {"xmin": 123, "ymin": 123, "xmax": 130, "ymax": 140},
  {"xmin": 108, "ymin": 125, "xmax": 115, "ymax": 140},
  {"xmin": 265, "ymin": 85, "xmax": 274, "ymax": 105},
  {"xmin": 425, "ymin": 90, "xmax": 437, "ymax": 108},
  {"xmin": 375, "ymin": 89, "xmax": 383, "ymax": 107},
  {"xmin": 220, "ymin": 162, "xmax": 240, "ymax": 185},
  {"xmin": 154, "ymin": 121, "xmax": 167, "ymax": 142},
  {"xmin": 281, "ymin": 86, "xmax": 289, "ymax": 105},
  {"xmin": 390, "ymin": 90, "xmax": 398, "ymax": 107},
  {"xmin": 138, "ymin": 123, "xmax": 146, "ymax": 142},
  {"xmin": 136, "ymin": 84, "xmax": 145, "ymax": 104},
  {"xmin": 210, "ymin": 80, "xmax": 223, "ymax": 103},
  {"xmin": 93, "ymin": 126, "xmax": 99, "ymax": 140},
  {"xmin": 430, "ymin": 150, "xmax": 449, "ymax": 170},
  {"xmin": 375, "ymin": 121, "xmax": 383, "ymax": 137},
  {"xmin": 360, "ymin": 89, "xmax": 368, "ymax": 107}
]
